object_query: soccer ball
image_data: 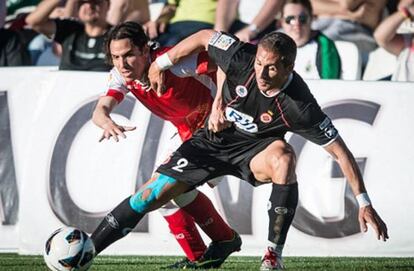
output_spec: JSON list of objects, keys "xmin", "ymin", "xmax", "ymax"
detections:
[{"xmin": 43, "ymin": 227, "xmax": 95, "ymax": 271}]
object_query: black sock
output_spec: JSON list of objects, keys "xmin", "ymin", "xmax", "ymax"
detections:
[
  {"xmin": 91, "ymin": 196, "xmax": 144, "ymax": 254},
  {"xmin": 267, "ymin": 183, "xmax": 298, "ymax": 246}
]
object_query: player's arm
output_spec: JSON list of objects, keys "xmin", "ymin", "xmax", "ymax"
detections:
[
  {"xmin": 148, "ymin": 29, "xmax": 217, "ymax": 95},
  {"xmin": 25, "ymin": 0, "xmax": 59, "ymax": 38},
  {"xmin": 92, "ymin": 96, "xmax": 136, "ymax": 142},
  {"xmin": 208, "ymin": 67, "xmax": 230, "ymax": 132},
  {"xmin": 323, "ymin": 137, "xmax": 389, "ymax": 241}
]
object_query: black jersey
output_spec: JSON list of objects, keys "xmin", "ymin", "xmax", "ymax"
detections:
[
  {"xmin": 156, "ymin": 32, "xmax": 339, "ymax": 187},
  {"xmin": 206, "ymin": 32, "xmax": 338, "ymax": 146}
]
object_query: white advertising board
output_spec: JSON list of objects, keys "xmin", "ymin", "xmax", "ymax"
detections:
[{"xmin": 0, "ymin": 68, "xmax": 413, "ymax": 257}]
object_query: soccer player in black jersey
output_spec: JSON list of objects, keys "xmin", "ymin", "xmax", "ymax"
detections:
[{"xmin": 90, "ymin": 30, "xmax": 388, "ymax": 270}]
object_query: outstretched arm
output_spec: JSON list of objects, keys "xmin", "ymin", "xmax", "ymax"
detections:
[
  {"xmin": 92, "ymin": 96, "xmax": 136, "ymax": 142},
  {"xmin": 324, "ymin": 136, "xmax": 389, "ymax": 241}
]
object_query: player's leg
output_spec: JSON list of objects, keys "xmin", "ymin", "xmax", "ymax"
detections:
[
  {"xmin": 155, "ymin": 133, "xmax": 213, "ymax": 266},
  {"xmin": 158, "ymin": 190, "xmax": 207, "ymax": 266},
  {"xmin": 174, "ymin": 187, "xmax": 234, "ymax": 242},
  {"xmin": 250, "ymin": 140, "xmax": 298, "ymax": 270},
  {"xmin": 90, "ymin": 173, "xmax": 190, "ymax": 255},
  {"xmin": 173, "ymin": 184, "xmax": 241, "ymax": 268}
]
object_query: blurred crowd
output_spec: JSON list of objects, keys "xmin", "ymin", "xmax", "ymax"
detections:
[{"xmin": 0, "ymin": 0, "xmax": 413, "ymax": 81}]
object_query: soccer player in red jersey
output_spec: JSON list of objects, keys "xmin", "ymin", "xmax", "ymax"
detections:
[{"xmin": 91, "ymin": 22, "xmax": 241, "ymax": 269}]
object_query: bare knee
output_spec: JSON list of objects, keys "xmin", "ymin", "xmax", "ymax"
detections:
[{"xmin": 268, "ymin": 147, "xmax": 296, "ymax": 184}]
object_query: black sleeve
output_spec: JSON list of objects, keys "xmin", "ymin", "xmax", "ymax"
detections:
[
  {"xmin": 54, "ymin": 19, "xmax": 83, "ymax": 44},
  {"xmin": 207, "ymin": 32, "xmax": 255, "ymax": 74},
  {"xmin": 293, "ymin": 104, "xmax": 339, "ymax": 146}
]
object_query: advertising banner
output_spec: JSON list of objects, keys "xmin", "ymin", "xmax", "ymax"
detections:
[{"xmin": 0, "ymin": 68, "xmax": 413, "ymax": 256}]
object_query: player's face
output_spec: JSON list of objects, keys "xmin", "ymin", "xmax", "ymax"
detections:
[
  {"xmin": 281, "ymin": 3, "xmax": 312, "ymax": 47},
  {"xmin": 254, "ymin": 45, "xmax": 293, "ymax": 92},
  {"xmin": 110, "ymin": 38, "xmax": 149, "ymax": 83},
  {"xmin": 78, "ymin": 0, "xmax": 109, "ymax": 24}
]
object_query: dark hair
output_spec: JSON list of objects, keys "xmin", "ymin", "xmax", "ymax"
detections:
[
  {"xmin": 258, "ymin": 31, "xmax": 297, "ymax": 67},
  {"xmin": 282, "ymin": 0, "xmax": 313, "ymax": 16},
  {"xmin": 104, "ymin": 21, "xmax": 148, "ymax": 64}
]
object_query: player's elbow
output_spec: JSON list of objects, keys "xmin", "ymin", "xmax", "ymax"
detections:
[{"xmin": 196, "ymin": 29, "xmax": 218, "ymax": 49}]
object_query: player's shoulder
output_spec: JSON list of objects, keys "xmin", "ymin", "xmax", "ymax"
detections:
[
  {"xmin": 284, "ymin": 72, "xmax": 315, "ymax": 102},
  {"xmin": 108, "ymin": 67, "xmax": 127, "ymax": 89}
]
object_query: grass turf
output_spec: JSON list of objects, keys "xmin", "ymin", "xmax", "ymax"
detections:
[{"xmin": 1, "ymin": 254, "xmax": 414, "ymax": 270}]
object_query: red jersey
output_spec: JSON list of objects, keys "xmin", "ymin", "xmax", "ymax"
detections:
[{"xmin": 106, "ymin": 47, "xmax": 216, "ymax": 141}]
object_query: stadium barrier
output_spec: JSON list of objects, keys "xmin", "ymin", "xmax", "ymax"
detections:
[{"xmin": 0, "ymin": 67, "xmax": 413, "ymax": 257}]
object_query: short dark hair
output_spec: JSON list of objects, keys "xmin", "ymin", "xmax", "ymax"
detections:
[
  {"xmin": 282, "ymin": 0, "xmax": 313, "ymax": 16},
  {"xmin": 258, "ymin": 31, "xmax": 297, "ymax": 67},
  {"xmin": 104, "ymin": 21, "xmax": 148, "ymax": 64}
]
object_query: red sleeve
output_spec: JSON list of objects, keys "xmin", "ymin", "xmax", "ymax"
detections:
[{"xmin": 106, "ymin": 89, "xmax": 125, "ymax": 103}]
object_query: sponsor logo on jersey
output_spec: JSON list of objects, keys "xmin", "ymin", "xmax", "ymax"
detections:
[
  {"xmin": 225, "ymin": 107, "xmax": 258, "ymax": 133},
  {"xmin": 235, "ymin": 85, "xmax": 248, "ymax": 97},
  {"xmin": 260, "ymin": 112, "xmax": 272, "ymax": 123},
  {"xmin": 209, "ymin": 33, "xmax": 236, "ymax": 51}
]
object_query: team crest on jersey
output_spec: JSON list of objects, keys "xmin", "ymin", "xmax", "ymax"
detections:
[
  {"xmin": 209, "ymin": 33, "xmax": 236, "ymax": 51},
  {"xmin": 235, "ymin": 85, "xmax": 248, "ymax": 97},
  {"xmin": 260, "ymin": 112, "xmax": 272, "ymax": 123}
]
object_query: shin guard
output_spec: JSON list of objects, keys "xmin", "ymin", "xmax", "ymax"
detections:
[
  {"xmin": 267, "ymin": 183, "xmax": 298, "ymax": 246},
  {"xmin": 91, "ymin": 196, "xmax": 144, "ymax": 254},
  {"xmin": 183, "ymin": 192, "xmax": 233, "ymax": 241},
  {"xmin": 164, "ymin": 209, "xmax": 206, "ymax": 261}
]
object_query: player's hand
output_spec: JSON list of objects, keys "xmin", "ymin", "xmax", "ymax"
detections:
[
  {"xmin": 99, "ymin": 121, "xmax": 136, "ymax": 142},
  {"xmin": 208, "ymin": 106, "xmax": 231, "ymax": 132},
  {"xmin": 148, "ymin": 61, "xmax": 167, "ymax": 97},
  {"xmin": 358, "ymin": 205, "xmax": 389, "ymax": 242}
]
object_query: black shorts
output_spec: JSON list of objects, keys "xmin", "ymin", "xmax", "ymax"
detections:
[{"xmin": 156, "ymin": 128, "xmax": 283, "ymax": 187}]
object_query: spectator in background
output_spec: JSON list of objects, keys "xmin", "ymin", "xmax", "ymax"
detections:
[
  {"xmin": 28, "ymin": 5, "xmax": 65, "ymax": 66},
  {"xmin": 143, "ymin": 0, "xmax": 217, "ymax": 46},
  {"xmin": 281, "ymin": 0, "xmax": 341, "ymax": 79},
  {"xmin": 310, "ymin": 0, "xmax": 387, "ymax": 64},
  {"xmin": 1, "ymin": 0, "xmax": 31, "ymax": 66},
  {"xmin": 374, "ymin": 0, "xmax": 414, "ymax": 82},
  {"xmin": 214, "ymin": 0, "xmax": 283, "ymax": 43},
  {"xmin": 106, "ymin": 0, "xmax": 149, "ymax": 25},
  {"xmin": 26, "ymin": 0, "xmax": 111, "ymax": 71}
]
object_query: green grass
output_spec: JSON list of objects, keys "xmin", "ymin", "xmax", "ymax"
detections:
[{"xmin": 1, "ymin": 254, "xmax": 414, "ymax": 271}]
